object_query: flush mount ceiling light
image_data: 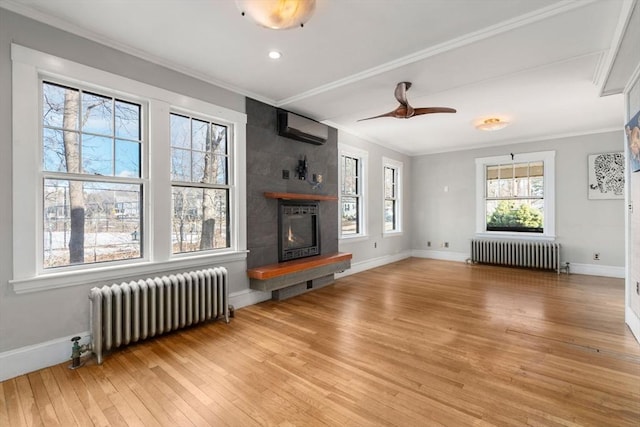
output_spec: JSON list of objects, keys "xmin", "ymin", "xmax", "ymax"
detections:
[
  {"xmin": 268, "ymin": 50, "xmax": 282, "ymax": 59},
  {"xmin": 475, "ymin": 117, "xmax": 510, "ymax": 131},
  {"xmin": 235, "ymin": 0, "xmax": 316, "ymax": 30}
]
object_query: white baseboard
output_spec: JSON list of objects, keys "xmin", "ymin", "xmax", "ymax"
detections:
[
  {"xmin": 625, "ymin": 306, "xmax": 640, "ymax": 344},
  {"xmin": 0, "ymin": 290, "xmax": 269, "ymax": 382},
  {"xmin": 411, "ymin": 249, "xmax": 469, "ymax": 262},
  {"xmin": 336, "ymin": 251, "xmax": 412, "ymax": 278},
  {"xmin": 229, "ymin": 288, "xmax": 270, "ymax": 308},
  {"xmin": 566, "ymin": 263, "xmax": 625, "ymax": 278},
  {"xmin": 0, "ymin": 332, "xmax": 91, "ymax": 382}
]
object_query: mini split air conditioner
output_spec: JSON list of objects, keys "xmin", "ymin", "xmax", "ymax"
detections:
[{"xmin": 277, "ymin": 109, "xmax": 328, "ymax": 145}]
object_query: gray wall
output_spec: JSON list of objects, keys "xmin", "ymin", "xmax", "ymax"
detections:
[
  {"xmin": 411, "ymin": 131, "xmax": 626, "ymax": 267},
  {"xmin": 246, "ymin": 98, "xmax": 339, "ymax": 269},
  {"xmin": 337, "ymin": 131, "xmax": 413, "ymax": 266},
  {"xmin": 0, "ymin": 9, "xmax": 246, "ymax": 353}
]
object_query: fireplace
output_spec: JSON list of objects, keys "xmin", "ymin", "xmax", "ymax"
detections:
[{"xmin": 278, "ymin": 200, "xmax": 320, "ymax": 262}]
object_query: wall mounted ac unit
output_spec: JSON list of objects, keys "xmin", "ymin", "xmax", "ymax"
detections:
[{"xmin": 277, "ymin": 109, "xmax": 328, "ymax": 145}]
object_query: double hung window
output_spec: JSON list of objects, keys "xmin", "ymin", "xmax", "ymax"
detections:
[
  {"xmin": 383, "ymin": 157, "xmax": 403, "ymax": 234},
  {"xmin": 476, "ymin": 151, "xmax": 555, "ymax": 238},
  {"xmin": 339, "ymin": 147, "xmax": 367, "ymax": 238},
  {"xmin": 12, "ymin": 44, "xmax": 246, "ymax": 292}
]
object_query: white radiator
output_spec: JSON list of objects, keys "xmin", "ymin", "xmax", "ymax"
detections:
[
  {"xmin": 89, "ymin": 267, "xmax": 229, "ymax": 364},
  {"xmin": 470, "ymin": 239, "xmax": 561, "ymax": 274}
]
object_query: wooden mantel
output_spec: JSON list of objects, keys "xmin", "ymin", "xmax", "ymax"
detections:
[
  {"xmin": 264, "ymin": 192, "xmax": 337, "ymax": 201},
  {"xmin": 248, "ymin": 252, "xmax": 352, "ymax": 293}
]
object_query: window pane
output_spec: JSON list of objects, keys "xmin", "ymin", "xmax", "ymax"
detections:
[
  {"xmin": 170, "ymin": 114, "xmax": 190, "ymax": 149},
  {"xmin": 43, "ymin": 179, "xmax": 142, "ymax": 268},
  {"xmin": 43, "ymin": 128, "xmax": 67, "ymax": 172},
  {"xmin": 81, "ymin": 92, "xmax": 112, "ymax": 135},
  {"xmin": 530, "ymin": 176, "xmax": 544, "ymax": 197},
  {"xmin": 43, "ymin": 82, "xmax": 79, "ymax": 130},
  {"xmin": 212, "ymin": 124, "xmax": 227, "ymax": 155},
  {"xmin": 384, "ymin": 200, "xmax": 396, "ymax": 231},
  {"xmin": 115, "ymin": 140, "xmax": 140, "ymax": 177},
  {"xmin": 114, "ymin": 100, "xmax": 140, "ymax": 140},
  {"xmin": 191, "ymin": 118, "xmax": 209, "ymax": 152},
  {"xmin": 341, "ymin": 196, "xmax": 359, "ymax": 235},
  {"xmin": 343, "ymin": 156, "xmax": 358, "ymax": 195},
  {"xmin": 82, "ymin": 135, "xmax": 113, "ymax": 176},
  {"xmin": 171, "ymin": 148, "xmax": 191, "ymax": 181},
  {"xmin": 385, "ymin": 167, "xmax": 395, "ymax": 198},
  {"xmin": 172, "ymin": 186, "xmax": 229, "ymax": 253},
  {"xmin": 486, "ymin": 199, "xmax": 543, "ymax": 232},
  {"xmin": 486, "ymin": 179, "xmax": 499, "ymax": 198}
]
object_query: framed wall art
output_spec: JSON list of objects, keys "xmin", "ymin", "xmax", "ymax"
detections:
[
  {"xmin": 626, "ymin": 109, "xmax": 640, "ymax": 173},
  {"xmin": 588, "ymin": 152, "xmax": 624, "ymax": 200}
]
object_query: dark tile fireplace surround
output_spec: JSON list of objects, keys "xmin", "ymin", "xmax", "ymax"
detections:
[{"xmin": 246, "ymin": 98, "xmax": 349, "ymax": 299}]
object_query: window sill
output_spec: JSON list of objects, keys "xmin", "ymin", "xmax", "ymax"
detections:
[
  {"xmin": 383, "ymin": 231, "xmax": 403, "ymax": 238},
  {"xmin": 475, "ymin": 232, "xmax": 556, "ymax": 242},
  {"xmin": 10, "ymin": 250, "xmax": 248, "ymax": 294},
  {"xmin": 339, "ymin": 235, "xmax": 369, "ymax": 243}
]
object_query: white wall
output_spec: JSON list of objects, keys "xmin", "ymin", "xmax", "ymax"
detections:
[
  {"xmin": 337, "ymin": 131, "xmax": 413, "ymax": 274},
  {"xmin": 410, "ymin": 131, "xmax": 626, "ymax": 274}
]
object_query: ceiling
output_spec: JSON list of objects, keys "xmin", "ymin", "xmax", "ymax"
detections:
[{"xmin": 3, "ymin": 0, "xmax": 635, "ymax": 156}]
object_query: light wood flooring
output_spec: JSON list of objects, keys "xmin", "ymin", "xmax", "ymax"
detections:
[{"xmin": 2, "ymin": 258, "xmax": 639, "ymax": 426}]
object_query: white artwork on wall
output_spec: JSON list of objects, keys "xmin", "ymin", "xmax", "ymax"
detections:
[{"xmin": 588, "ymin": 152, "xmax": 625, "ymax": 200}]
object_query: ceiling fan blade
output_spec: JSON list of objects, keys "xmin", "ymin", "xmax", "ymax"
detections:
[
  {"xmin": 358, "ymin": 105, "xmax": 415, "ymax": 121},
  {"xmin": 413, "ymin": 107, "xmax": 457, "ymax": 115},
  {"xmin": 357, "ymin": 110, "xmax": 398, "ymax": 121}
]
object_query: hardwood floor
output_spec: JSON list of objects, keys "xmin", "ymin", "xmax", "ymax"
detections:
[{"xmin": 2, "ymin": 258, "xmax": 639, "ymax": 426}]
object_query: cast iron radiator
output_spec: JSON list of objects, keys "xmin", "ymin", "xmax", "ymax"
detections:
[
  {"xmin": 89, "ymin": 267, "xmax": 229, "ymax": 364},
  {"xmin": 469, "ymin": 239, "xmax": 561, "ymax": 274}
]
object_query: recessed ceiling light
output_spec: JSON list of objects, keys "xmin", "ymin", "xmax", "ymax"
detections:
[{"xmin": 268, "ymin": 50, "xmax": 282, "ymax": 60}]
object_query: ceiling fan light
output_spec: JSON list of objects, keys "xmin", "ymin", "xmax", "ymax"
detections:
[
  {"xmin": 235, "ymin": 0, "xmax": 316, "ymax": 30},
  {"xmin": 476, "ymin": 117, "xmax": 509, "ymax": 131}
]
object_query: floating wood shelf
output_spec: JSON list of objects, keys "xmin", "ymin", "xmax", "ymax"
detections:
[
  {"xmin": 248, "ymin": 252, "xmax": 352, "ymax": 292},
  {"xmin": 264, "ymin": 192, "xmax": 337, "ymax": 201}
]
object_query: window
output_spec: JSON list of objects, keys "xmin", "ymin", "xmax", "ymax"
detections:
[
  {"xmin": 476, "ymin": 151, "xmax": 555, "ymax": 238},
  {"xmin": 339, "ymin": 146, "xmax": 367, "ymax": 238},
  {"xmin": 11, "ymin": 44, "xmax": 247, "ymax": 292},
  {"xmin": 383, "ymin": 157, "xmax": 403, "ymax": 234},
  {"xmin": 42, "ymin": 81, "xmax": 143, "ymax": 268},
  {"xmin": 170, "ymin": 113, "xmax": 229, "ymax": 253}
]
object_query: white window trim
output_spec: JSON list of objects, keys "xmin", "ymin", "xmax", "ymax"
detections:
[
  {"xmin": 338, "ymin": 144, "xmax": 368, "ymax": 240},
  {"xmin": 475, "ymin": 150, "xmax": 556, "ymax": 241},
  {"xmin": 10, "ymin": 44, "xmax": 247, "ymax": 293},
  {"xmin": 382, "ymin": 157, "xmax": 403, "ymax": 236}
]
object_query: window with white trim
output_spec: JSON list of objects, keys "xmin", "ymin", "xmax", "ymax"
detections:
[
  {"xmin": 42, "ymin": 81, "xmax": 144, "ymax": 268},
  {"xmin": 383, "ymin": 157, "xmax": 403, "ymax": 234},
  {"xmin": 475, "ymin": 151, "xmax": 555, "ymax": 238},
  {"xmin": 170, "ymin": 113, "xmax": 230, "ymax": 253},
  {"xmin": 11, "ymin": 44, "xmax": 247, "ymax": 292},
  {"xmin": 339, "ymin": 146, "xmax": 367, "ymax": 238}
]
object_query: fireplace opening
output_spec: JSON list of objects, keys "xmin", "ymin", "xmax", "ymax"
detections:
[{"xmin": 278, "ymin": 200, "xmax": 320, "ymax": 262}]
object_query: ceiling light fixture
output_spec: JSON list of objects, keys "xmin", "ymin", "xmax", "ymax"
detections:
[
  {"xmin": 235, "ymin": 0, "xmax": 316, "ymax": 30},
  {"xmin": 268, "ymin": 50, "xmax": 282, "ymax": 59},
  {"xmin": 475, "ymin": 117, "xmax": 510, "ymax": 131}
]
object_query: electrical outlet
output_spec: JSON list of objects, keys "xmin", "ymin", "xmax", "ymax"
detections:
[
  {"xmin": 593, "ymin": 253, "xmax": 600, "ymax": 261},
  {"xmin": 282, "ymin": 169, "xmax": 290, "ymax": 179},
  {"xmin": 444, "ymin": 242, "xmax": 449, "ymax": 248},
  {"xmin": 636, "ymin": 282, "xmax": 639, "ymax": 295},
  {"xmin": 374, "ymin": 242, "xmax": 377, "ymax": 248},
  {"xmin": 427, "ymin": 241, "xmax": 431, "ymax": 247}
]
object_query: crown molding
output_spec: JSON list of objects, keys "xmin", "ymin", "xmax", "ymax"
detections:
[{"xmin": 276, "ymin": 0, "xmax": 597, "ymax": 107}]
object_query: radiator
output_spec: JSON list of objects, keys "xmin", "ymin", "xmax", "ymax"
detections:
[
  {"xmin": 469, "ymin": 239, "xmax": 561, "ymax": 274},
  {"xmin": 89, "ymin": 267, "xmax": 229, "ymax": 364}
]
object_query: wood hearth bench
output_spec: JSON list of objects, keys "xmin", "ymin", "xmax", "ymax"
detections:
[{"xmin": 247, "ymin": 252, "xmax": 352, "ymax": 293}]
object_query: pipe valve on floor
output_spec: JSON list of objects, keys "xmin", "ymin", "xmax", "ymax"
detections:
[{"xmin": 69, "ymin": 336, "xmax": 91, "ymax": 370}]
